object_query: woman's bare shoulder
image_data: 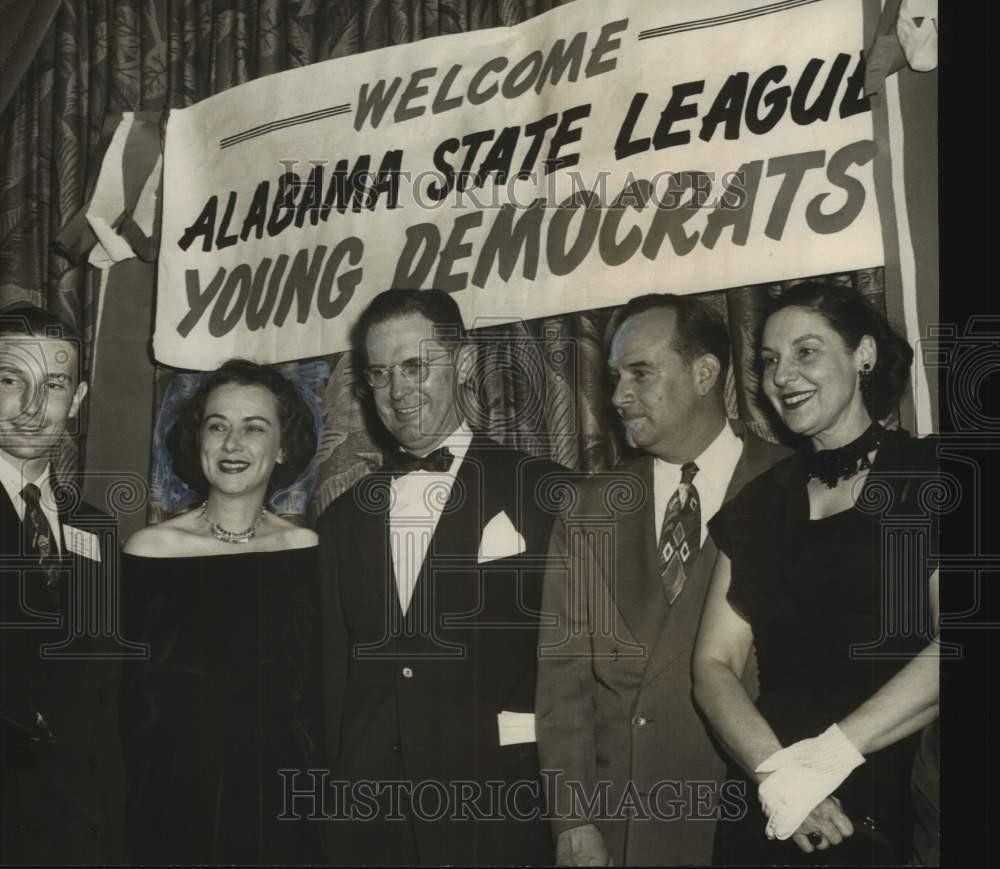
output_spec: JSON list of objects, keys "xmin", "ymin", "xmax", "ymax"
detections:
[
  {"xmin": 264, "ymin": 515, "xmax": 318, "ymax": 550},
  {"xmin": 123, "ymin": 512, "xmax": 200, "ymax": 556}
]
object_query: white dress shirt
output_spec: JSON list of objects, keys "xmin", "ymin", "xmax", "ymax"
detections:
[
  {"xmin": 652, "ymin": 423, "xmax": 743, "ymax": 549},
  {"xmin": 389, "ymin": 422, "xmax": 474, "ymax": 615},
  {"xmin": 0, "ymin": 454, "xmax": 62, "ymax": 554}
]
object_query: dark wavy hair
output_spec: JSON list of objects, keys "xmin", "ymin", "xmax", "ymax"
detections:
[
  {"xmin": 0, "ymin": 303, "xmax": 83, "ymax": 380},
  {"xmin": 166, "ymin": 359, "xmax": 317, "ymax": 498},
  {"xmin": 355, "ymin": 288, "xmax": 466, "ymax": 360},
  {"xmin": 761, "ymin": 281, "xmax": 914, "ymax": 421},
  {"xmin": 615, "ymin": 292, "xmax": 731, "ymax": 381},
  {"xmin": 0, "ymin": 304, "xmax": 78, "ymax": 338}
]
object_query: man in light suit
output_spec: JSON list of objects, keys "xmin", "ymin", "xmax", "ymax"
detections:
[
  {"xmin": 536, "ymin": 293, "xmax": 789, "ymax": 866},
  {"xmin": 318, "ymin": 288, "xmax": 563, "ymax": 865},
  {"xmin": 0, "ymin": 305, "xmax": 127, "ymax": 864}
]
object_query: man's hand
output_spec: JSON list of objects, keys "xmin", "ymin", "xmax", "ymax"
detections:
[
  {"xmin": 555, "ymin": 824, "xmax": 611, "ymax": 866},
  {"xmin": 789, "ymin": 797, "xmax": 855, "ymax": 854}
]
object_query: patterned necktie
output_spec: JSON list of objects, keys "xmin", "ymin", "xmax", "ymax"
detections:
[
  {"xmin": 21, "ymin": 482, "xmax": 60, "ymax": 602},
  {"xmin": 658, "ymin": 462, "xmax": 701, "ymax": 605},
  {"xmin": 383, "ymin": 446, "xmax": 453, "ymax": 477}
]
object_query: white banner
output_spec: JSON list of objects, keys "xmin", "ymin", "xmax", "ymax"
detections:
[{"xmin": 157, "ymin": 0, "xmax": 881, "ymax": 369}]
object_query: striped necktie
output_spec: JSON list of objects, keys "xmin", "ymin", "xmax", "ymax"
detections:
[
  {"xmin": 21, "ymin": 482, "xmax": 60, "ymax": 603},
  {"xmin": 658, "ymin": 462, "xmax": 701, "ymax": 605}
]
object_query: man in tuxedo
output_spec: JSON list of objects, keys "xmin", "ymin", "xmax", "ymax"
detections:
[
  {"xmin": 318, "ymin": 288, "xmax": 563, "ymax": 865},
  {"xmin": 0, "ymin": 305, "xmax": 126, "ymax": 863},
  {"xmin": 536, "ymin": 293, "xmax": 790, "ymax": 866}
]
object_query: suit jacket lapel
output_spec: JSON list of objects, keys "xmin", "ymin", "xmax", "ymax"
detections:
[
  {"xmin": 425, "ymin": 437, "xmax": 485, "ymax": 561},
  {"xmin": 404, "ymin": 437, "xmax": 485, "ymax": 627},
  {"xmin": 604, "ymin": 455, "xmax": 669, "ymax": 652},
  {"xmin": 639, "ymin": 424, "xmax": 764, "ymax": 685},
  {"xmin": 352, "ymin": 474, "xmax": 393, "ymax": 611},
  {"xmin": 1, "ymin": 471, "xmax": 64, "ymax": 621},
  {"xmin": 3, "ymin": 469, "xmax": 67, "ymax": 561},
  {"xmin": 0, "ymin": 484, "xmax": 20, "ymax": 553},
  {"xmin": 56, "ymin": 484, "xmax": 72, "ymax": 557}
]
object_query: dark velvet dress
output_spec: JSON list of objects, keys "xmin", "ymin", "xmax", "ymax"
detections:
[
  {"xmin": 119, "ymin": 547, "xmax": 325, "ymax": 865},
  {"xmin": 708, "ymin": 430, "xmax": 938, "ymax": 866}
]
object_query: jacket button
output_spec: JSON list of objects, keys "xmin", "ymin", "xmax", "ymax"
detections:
[
  {"xmin": 392, "ymin": 743, "xmax": 401, "ymax": 754},
  {"xmin": 89, "ymin": 825, "xmax": 102, "ymax": 837},
  {"xmin": 401, "ymin": 666, "xmax": 414, "ymax": 679},
  {"xmin": 632, "ymin": 715, "xmax": 647, "ymax": 727}
]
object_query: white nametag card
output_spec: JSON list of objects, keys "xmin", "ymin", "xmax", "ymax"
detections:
[
  {"xmin": 63, "ymin": 525, "xmax": 102, "ymax": 562},
  {"xmin": 498, "ymin": 711, "xmax": 536, "ymax": 746}
]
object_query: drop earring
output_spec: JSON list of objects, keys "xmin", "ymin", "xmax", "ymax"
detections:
[{"xmin": 858, "ymin": 362, "xmax": 873, "ymax": 401}]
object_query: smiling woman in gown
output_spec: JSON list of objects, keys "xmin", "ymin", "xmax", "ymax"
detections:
[
  {"xmin": 692, "ymin": 283, "xmax": 939, "ymax": 865},
  {"xmin": 120, "ymin": 359, "xmax": 323, "ymax": 865}
]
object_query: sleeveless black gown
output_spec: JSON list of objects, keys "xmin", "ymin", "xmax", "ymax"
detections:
[
  {"xmin": 708, "ymin": 431, "xmax": 937, "ymax": 865},
  {"xmin": 120, "ymin": 547, "xmax": 325, "ymax": 864}
]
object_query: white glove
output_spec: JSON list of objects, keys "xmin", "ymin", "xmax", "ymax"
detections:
[{"xmin": 755, "ymin": 724, "xmax": 865, "ymax": 840}]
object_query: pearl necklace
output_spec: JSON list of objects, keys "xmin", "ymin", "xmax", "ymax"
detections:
[{"xmin": 200, "ymin": 502, "xmax": 266, "ymax": 544}]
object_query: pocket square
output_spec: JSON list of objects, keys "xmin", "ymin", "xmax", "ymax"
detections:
[
  {"xmin": 477, "ymin": 510, "xmax": 526, "ymax": 563},
  {"xmin": 497, "ymin": 711, "xmax": 536, "ymax": 746}
]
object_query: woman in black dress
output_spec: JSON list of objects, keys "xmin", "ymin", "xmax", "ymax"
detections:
[
  {"xmin": 120, "ymin": 359, "xmax": 324, "ymax": 864},
  {"xmin": 692, "ymin": 283, "xmax": 939, "ymax": 865}
]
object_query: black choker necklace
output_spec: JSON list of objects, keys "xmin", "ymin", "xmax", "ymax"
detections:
[{"xmin": 803, "ymin": 422, "xmax": 884, "ymax": 489}]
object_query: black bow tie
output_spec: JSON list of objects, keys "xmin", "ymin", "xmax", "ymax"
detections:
[{"xmin": 382, "ymin": 446, "xmax": 454, "ymax": 477}]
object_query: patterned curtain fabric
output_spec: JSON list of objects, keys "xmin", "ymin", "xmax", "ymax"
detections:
[
  {"xmin": 0, "ymin": 0, "xmax": 886, "ymax": 521},
  {"xmin": 0, "ymin": 0, "xmax": 564, "ymax": 313}
]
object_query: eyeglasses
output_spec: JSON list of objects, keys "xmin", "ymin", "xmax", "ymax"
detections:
[{"xmin": 363, "ymin": 351, "xmax": 452, "ymax": 389}]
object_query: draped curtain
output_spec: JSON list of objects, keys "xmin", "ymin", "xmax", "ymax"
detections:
[
  {"xmin": 0, "ymin": 0, "xmax": 886, "ymax": 521},
  {"xmin": 1, "ymin": 0, "xmax": 566, "ymax": 319}
]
